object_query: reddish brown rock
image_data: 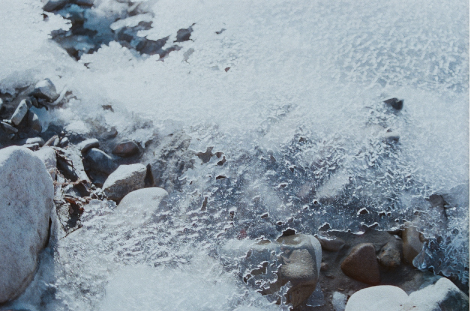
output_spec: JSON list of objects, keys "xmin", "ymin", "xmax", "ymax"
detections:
[
  {"xmin": 341, "ymin": 243, "xmax": 380, "ymax": 285},
  {"xmin": 112, "ymin": 141, "xmax": 140, "ymax": 157}
]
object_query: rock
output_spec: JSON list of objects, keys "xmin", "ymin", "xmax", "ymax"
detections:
[
  {"xmin": 316, "ymin": 234, "xmax": 345, "ymax": 252},
  {"xmin": 83, "ymin": 148, "xmax": 117, "ymax": 175},
  {"xmin": 406, "ymin": 277, "xmax": 469, "ymax": 311},
  {"xmin": 25, "ymin": 137, "xmax": 45, "ymax": 147},
  {"xmin": 35, "ymin": 147, "xmax": 57, "ymax": 180},
  {"xmin": 384, "ymin": 98, "xmax": 404, "ymax": 110},
  {"xmin": 112, "ymin": 141, "xmax": 140, "ymax": 157},
  {"xmin": 27, "ymin": 111, "xmax": 42, "ymax": 133},
  {"xmin": 0, "ymin": 98, "xmax": 3, "ymax": 112},
  {"xmin": 77, "ymin": 138, "xmax": 99, "ymax": 154},
  {"xmin": 0, "ymin": 146, "xmax": 54, "ymax": 303},
  {"xmin": 332, "ymin": 291, "xmax": 348, "ymax": 311},
  {"xmin": 43, "ymin": 0, "xmax": 68, "ymax": 12},
  {"xmin": 175, "ymin": 26, "xmax": 193, "ymax": 42},
  {"xmin": 110, "ymin": 187, "xmax": 169, "ymax": 227},
  {"xmin": 59, "ymin": 137, "xmax": 69, "ymax": 147},
  {"xmin": 402, "ymin": 223, "xmax": 424, "ymax": 265},
  {"xmin": 378, "ymin": 240, "xmax": 402, "ymax": 268},
  {"xmin": 44, "ymin": 135, "xmax": 60, "ymax": 147},
  {"xmin": 345, "ymin": 278, "xmax": 469, "ymax": 311},
  {"xmin": 103, "ymin": 164, "xmax": 147, "ymax": 202},
  {"xmin": 0, "ymin": 121, "xmax": 18, "ymax": 134},
  {"xmin": 341, "ymin": 243, "xmax": 380, "ymax": 285},
  {"xmin": 31, "ymin": 79, "xmax": 59, "ymax": 102},
  {"xmin": 276, "ymin": 234, "xmax": 322, "ymax": 308},
  {"xmin": 10, "ymin": 99, "xmax": 30, "ymax": 126},
  {"xmin": 345, "ymin": 285, "xmax": 409, "ymax": 311}
]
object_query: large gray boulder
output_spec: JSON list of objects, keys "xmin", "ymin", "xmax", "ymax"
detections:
[
  {"xmin": 103, "ymin": 163, "xmax": 147, "ymax": 202},
  {"xmin": 0, "ymin": 146, "xmax": 54, "ymax": 303}
]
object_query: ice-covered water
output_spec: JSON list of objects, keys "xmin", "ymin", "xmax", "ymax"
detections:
[{"xmin": 0, "ymin": 0, "xmax": 468, "ymax": 310}]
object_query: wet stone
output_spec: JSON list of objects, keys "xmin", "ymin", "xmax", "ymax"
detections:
[
  {"xmin": 31, "ymin": 79, "xmax": 59, "ymax": 102},
  {"xmin": 77, "ymin": 138, "xmax": 99, "ymax": 154},
  {"xmin": 27, "ymin": 111, "xmax": 42, "ymax": 133},
  {"xmin": 378, "ymin": 240, "xmax": 402, "ymax": 268},
  {"xmin": 43, "ymin": 0, "xmax": 68, "ymax": 12},
  {"xmin": 384, "ymin": 98, "xmax": 404, "ymax": 110},
  {"xmin": 1, "ymin": 121, "xmax": 18, "ymax": 134},
  {"xmin": 341, "ymin": 243, "xmax": 380, "ymax": 285},
  {"xmin": 84, "ymin": 148, "xmax": 117, "ymax": 175},
  {"xmin": 112, "ymin": 141, "xmax": 140, "ymax": 157},
  {"xmin": 102, "ymin": 163, "xmax": 147, "ymax": 202},
  {"xmin": 10, "ymin": 99, "xmax": 30, "ymax": 126},
  {"xmin": 402, "ymin": 223, "xmax": 424, "ymax": 265},
  {"xmin": 25, "ymin": 137, "xmax": 45, "ymax": 147}
]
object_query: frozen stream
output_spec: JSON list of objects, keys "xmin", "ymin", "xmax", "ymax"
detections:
[{"xmin": 0, "ymin": 0, "xmax": 468, "ymax": 310}]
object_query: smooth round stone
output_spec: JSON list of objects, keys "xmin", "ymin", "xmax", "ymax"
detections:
[{"xmin": 346, "ymin": 286, "xmax": 408, "ymax": 311}]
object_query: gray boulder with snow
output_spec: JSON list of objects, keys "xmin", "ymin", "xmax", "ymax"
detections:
[
  {"xmin": 103, "ymin": 163, "xmax": 147, "ymax": 202},
  {"xmin": 0, "ymin": 146, "xmax": 54, "ymax": 303}
]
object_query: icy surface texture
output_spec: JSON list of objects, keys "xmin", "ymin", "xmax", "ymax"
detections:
[{"xmin": 0, "ymin": 0, "xmax": 468, "ymax": 309}]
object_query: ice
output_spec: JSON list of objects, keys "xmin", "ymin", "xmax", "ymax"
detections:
[{"xmin": 0, "ymin": 0, "xmax": 468, "ymax": 309}]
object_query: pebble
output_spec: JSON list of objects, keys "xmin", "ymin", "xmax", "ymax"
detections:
[
  {"xmin": 1, "ymin": 121, "xmax": 18, "ymax": 134},
  {"xmin": 25, "ymin": 137, "xmax": 45, "ymax": 146},
  {"xmin": 27, "ymin": 111, "xmax": 42, "ymax": 133},
  {"xmin": 77, "ymin": 138, "xmax": 100, "ymax": 154},
  {"xmin": 10, "ymin": 99, "xmax": 30, "ymax": 126},
  {"xmin": 384, "ymin": 98, "xmax": 404, "ymax": 110},
  {"xmin": 345, "ymin": 285, "xmax": 408, "ymax": 311},
  {"xmin": 378, "ymin": 240, "xmax": 402, "ymax": 268},
  {"xmin": 112, "ymin": 141, "xmax": 140, "ymax": 157},
  {"xmin": 43, "ymin": 0, "xmax": 68, "ymax": 12},
  {"xmin": 84, "ymin": 148, "xmax": 117, "ymax": 175},
  {"xmin": 31, "ymin": 79, "xmax": 59, "ymax": 102},
  {"xmin": 402, "ymin": 223, "xmax": 424, "ymax": 265},
  {"xmin": 332, "ymin": 291, "xmax": 348, "ymax": 311},
  {"xmin": 276, "ymin": 234, "xmax": 322, "ymax": 308},
  {"xmin": 341, "ymin": 243, "xmax": 380, "ymax": 285},
  {"xmin": 102, "ymin": 163, "xmax": 147, "ymax": 202}
]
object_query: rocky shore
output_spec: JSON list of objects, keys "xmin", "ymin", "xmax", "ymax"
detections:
[
  {"xmin": 0, "ymin": 75, "xmax": 468, "ymax": 310},
  {"xmin": 0, "ymin": 0, "xmax": 469, "ymax": 310}
]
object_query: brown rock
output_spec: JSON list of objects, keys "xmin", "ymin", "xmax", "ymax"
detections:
[
  {"xmin": 341, "ymin": 243, "xmax": 380, "ymax": 285},
  {"xmin": 378, "ymin": 240, "xmax": 402, "ymax": 268},
  {"xmin": 112, "ymin": 141, "xmax": 140, "ymax": 157},
  {"xmin": 402, "ymin": 223, "xmax": 424, "ymax": 265}
]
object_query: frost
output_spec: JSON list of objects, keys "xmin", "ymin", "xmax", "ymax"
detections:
[{"xmin": 0, "ymin": 0, "xmax": 468, "ymax": 309}]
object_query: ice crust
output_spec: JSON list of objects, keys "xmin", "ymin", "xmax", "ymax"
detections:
[{"xmin": 0, "ymin": 0, "xmax": 468, "ymax": 310}]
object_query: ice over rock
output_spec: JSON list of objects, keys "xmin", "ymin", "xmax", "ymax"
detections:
[{"xmin": 0, "ymin": 146, "xmax": 54, "ymax": 303}]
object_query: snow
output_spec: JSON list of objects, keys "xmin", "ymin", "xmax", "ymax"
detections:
[{"xmin": 0, "ymin": 0, "xmax": 468, "ymax": 310}]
